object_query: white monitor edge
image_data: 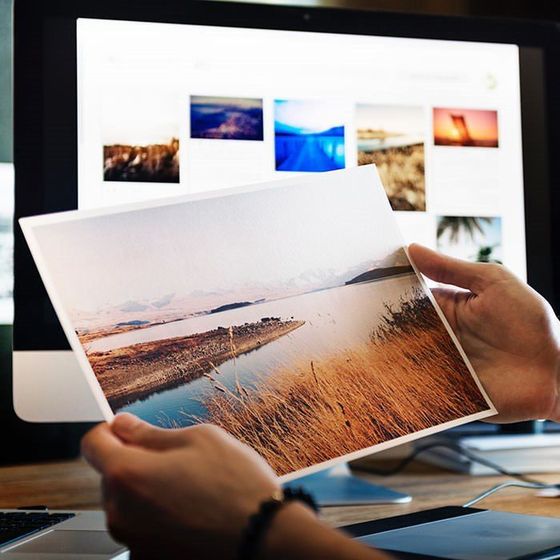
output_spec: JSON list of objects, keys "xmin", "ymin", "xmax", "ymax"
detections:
[{"xmin": 12, "ymin": 350, "xmax": 104, "ymax": 422}]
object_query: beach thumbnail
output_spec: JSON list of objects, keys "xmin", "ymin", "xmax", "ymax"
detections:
[
  {"xmin": 357, "ymin": 104, "xmax": 425, "ymax": 211},
  {"xmin": 190, "ymin": 96, "xmax": 264, "ymax": 141},
  {"xmin": 433, "ymin": 108, "xmax": 499, "ymax": 148},
  {"xmin": 274, "ymin": 99, "xmax": 345, "ymax": 172},
  {"xmin": 437, "ymin": 216, "xmax": 502, "ymax": 263}
]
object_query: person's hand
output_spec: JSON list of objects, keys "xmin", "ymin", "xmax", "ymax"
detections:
[
  {"xmin": 82, "ymin": 414, "xmax": 383, "ymax": 560},
  {"xmin": 408, "ymin": 244, "xmax": 560, "ymax": 423},
  {"xmin": 81, "ymin": 414, "xmax": 281, "ymax": 560}
]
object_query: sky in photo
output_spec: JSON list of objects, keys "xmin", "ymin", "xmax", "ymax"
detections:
[
  {"xmin": 102, "ymin": 89, "xmax": 181, "ymax": 146},
  {"xmin": 356, "ymin": 104, "xmax": 424, "ymax": 136},
  {"xmin": 433, "ymin": 108, "xmax": 499, "ymax": 143},
  {"xmin": 33, "ymin": 167, "xmax": 404, "ymax": 314},
  {"xmin": 191, "ymin": 96, "xmax": 262, "ymax": 110},
  {"xmin": 275, "ymin": 99, "xmax": 346, "ymax": 133}
]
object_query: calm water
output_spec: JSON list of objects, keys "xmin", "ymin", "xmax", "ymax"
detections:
[
  {"xmin": 117, "ymin": 274, "xmax": 418, "ymax": 426},
  {"xmin": 275, "ymin": 135, "xmax": 345, "ymax": 172},
  {"xmin": 358, "ymin": 137, "xmax": 423, "ymax": 152}
]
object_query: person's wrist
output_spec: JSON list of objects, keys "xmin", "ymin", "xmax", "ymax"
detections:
[
  {"xmin": 255, "ymin": 501, "xmax": 318, "ymax": 560},
  {"xmin": 256, "ymin": 502, "xmax": 385, "ymax": 560},
  {"xmin": 237, "ymin": 488, "xmax": 318, "ymax": 560},
  {"xmin": 536, "ymin": 333, "xmax": 560, "ymax": 422}
]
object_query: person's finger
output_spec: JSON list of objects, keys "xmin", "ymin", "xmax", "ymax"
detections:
[
  {"xmin": 431, "ymin": 286, "xmax": 458, "ymax": 309},
  {"xmin": 430, "ymin": 286, "xmax": 473, "ymax": 329},
  {"xmin": 408, "ymin": 243, "xmax": 491, "ymax": 294},
  {"xmin": 111, "ymin": 413, "xmax": 192, "ymax": 450},
  {"xmin": 81, "ymin": 423, "xmax": 127, "ymax": 472}
]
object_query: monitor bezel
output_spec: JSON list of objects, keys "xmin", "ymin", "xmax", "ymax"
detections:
[{"xmin": 14, "ymin": 0, "xmax": 560, "ymax": 352}]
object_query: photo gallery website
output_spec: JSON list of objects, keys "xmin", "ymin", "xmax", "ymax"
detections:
[{"xmin": 77, "ymin": 18, "xmax": 527, "ymax": 281}]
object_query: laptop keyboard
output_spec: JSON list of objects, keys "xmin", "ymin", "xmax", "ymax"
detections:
[{"xmin": 0, "ymin": 511, "xmax": 75, "ymax": 548}]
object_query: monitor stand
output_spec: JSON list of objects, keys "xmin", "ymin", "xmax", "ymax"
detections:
[{"xmin": 282, "ymin": 462, "xmax": 411, "ymax": 507}]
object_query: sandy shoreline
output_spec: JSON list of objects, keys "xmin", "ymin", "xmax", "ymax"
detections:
[
  {"xmin": 77, "ymin": 316, "xmax": 189, "ymax": 346},
  {"xmin": 86, "ymin": 318, "xmax": 305, "ymax": 409}
]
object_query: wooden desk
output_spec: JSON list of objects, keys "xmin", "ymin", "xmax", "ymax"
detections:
[{"xmin": 0, "ymin": 457, "xmax": 558, "ymax": 528}]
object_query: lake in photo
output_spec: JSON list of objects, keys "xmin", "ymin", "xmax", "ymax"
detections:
[{"xmin": 109, "ymin": 274, "xmax": 417, "ymax": 425}]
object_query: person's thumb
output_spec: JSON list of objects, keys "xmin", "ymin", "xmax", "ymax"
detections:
[
  {"xmin": 111, "ymin": 413, "xmax": 189, "ymax": 450},
  {"xmin": 408, "ymin": 243, "xmax": 490, "ymax": 294}
]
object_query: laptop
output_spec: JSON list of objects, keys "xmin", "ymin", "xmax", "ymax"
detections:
[{"xmin": 0, "ymin": 509, "xmax": 127, "ymax": 559}]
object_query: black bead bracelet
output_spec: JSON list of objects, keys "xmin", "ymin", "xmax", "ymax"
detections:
[{"xmin": 237, "ymin": 487, "xmax": 318, "ymax": 560}]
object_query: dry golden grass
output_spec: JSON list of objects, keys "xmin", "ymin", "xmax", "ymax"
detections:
[
  {"xmin": 358, "ymin": 144, "xmax": 425, "ymax": 211},
  {"xmin": 181, "ymin": 291, "xmax": 487, "ymax": 475}
]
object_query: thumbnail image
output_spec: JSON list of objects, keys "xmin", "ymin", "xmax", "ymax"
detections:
[
  {"xmin": 102, "ymin": 92, "xmax": 180, "ymax": 183},
  {"xmin": 32, "ymin": 169, "xmax": 491, "ymax": 476},
  {"xmin": 190, "ymin": 96, "xmax": 264, "ymax": 141},
  {"xmin": 103, "ymin": 139, "xmax": 180, "ymax": 183},
  {"xmin": 437, "ymin": 216, "xmax": 502, "ymax": 263},
  {"xmin": 274, "ymin": 99, "xmax": 345, "ymax": 172},
  {"xmin": 357, "ymin": 104, "xmax": 425, "ymax": 211},
  {"xmin": 433, "ymin": 108, "xmax": 499, "ymax": 148}
]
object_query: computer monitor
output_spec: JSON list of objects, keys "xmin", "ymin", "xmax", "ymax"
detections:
[{"xmin": 13, "ymin": 1, "xmax": 560, "ymax": 450}]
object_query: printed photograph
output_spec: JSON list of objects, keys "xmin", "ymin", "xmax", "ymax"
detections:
[
  {"xmin": 190, "ymin": 96, "xmax": 264, "ymax": 141},
  {"xmin": 102, "ymin": 93, "xmax": 180, "ymax": 183},
  {"xmin": 437, "ymin": 216, "xmax": 502, "ymax": 263},
  {"xmin": 30, "ymin": 168, "xmax": 491, "ymax": 476},
  {"xmin": 433, "ymin": 108, "xmax": 499, "ymax": 148},
  {"xmin": 357, "ymin": 104, "xmax": 425, "ymax": 211},
  {"xmin": 274, "ymin": 99, "xmax": 345, "ymax": 172}
]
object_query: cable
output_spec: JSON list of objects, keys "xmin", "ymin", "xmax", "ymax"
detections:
[
  {"xmin": 462, "ymin": 481, "xmax": 556, "ymax": 507},
  {"xmin": 353, "ymin": 440, "xmax": 560, "ymax": 507},
  {"xmin": 355, "ymin": 441, "xmax": 558, "ymax": 486}
]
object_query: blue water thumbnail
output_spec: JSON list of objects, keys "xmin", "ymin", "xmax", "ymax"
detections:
[{"xmin": 274, "ymin": 100, "xmax": 346, "ymax": 172}]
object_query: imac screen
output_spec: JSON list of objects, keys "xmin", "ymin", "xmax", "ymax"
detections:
[{"xmin": 77, "ymin": 19, "xmax": 526, "ymax": 280}]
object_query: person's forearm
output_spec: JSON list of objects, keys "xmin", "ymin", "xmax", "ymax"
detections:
[{"xmin": 258, "ymin": 502, "xmax": 390, "ymax": 560}]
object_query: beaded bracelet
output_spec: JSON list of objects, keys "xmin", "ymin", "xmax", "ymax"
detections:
[{"xmin": 237, "ymin": 487, "xmax": 319, "ymax": 560}]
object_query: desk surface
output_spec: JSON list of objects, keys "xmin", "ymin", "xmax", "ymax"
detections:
[{"xmin": 0, "ymin": 457, "xmax": 558, "ymax": 528}]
